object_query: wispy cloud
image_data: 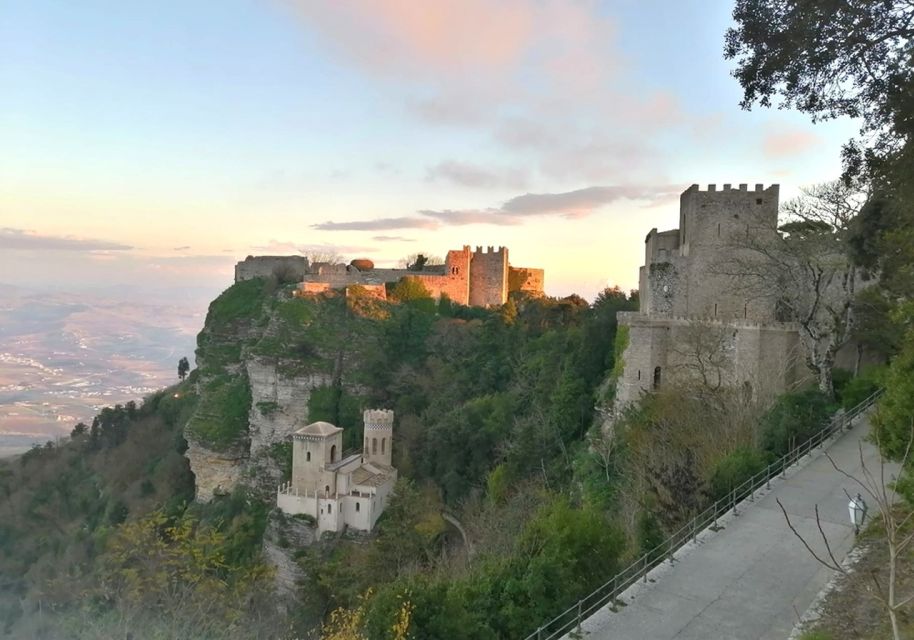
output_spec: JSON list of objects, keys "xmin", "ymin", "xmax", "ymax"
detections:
[
  {"xmin": 0, "ymin": 228, "xmax": 133, "ymax": 252},
  {"xmin": 312, "ymin": 217, "xmax": 440, "ymax": 231},
  {"xmin": 502, "ymin": 185, "xmax": 680, "ymax": 217},
  {"xmin": 314, "ymin": 184, "xmax": 678, "ymax": 231},
  {"xmin": 426, "ymin": 160, "xmax": 528, "ymax": 190},
  {"xmin": 372, "ymin": 235, "xmax": 415, "ymax": 242}
]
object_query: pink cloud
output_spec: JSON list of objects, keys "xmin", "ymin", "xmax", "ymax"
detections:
[
  {"xmin": 762, "ymin": 129, "xmax": 822, "ymax": 158},
  {"xmin": 285, "ymin": 0, "xmax": 539, "ymax": 78}
]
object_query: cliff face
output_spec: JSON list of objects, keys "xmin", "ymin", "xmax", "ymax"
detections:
[{"xmin": 183, "ymin": 279, "xmax": 384, "ymax": 502}]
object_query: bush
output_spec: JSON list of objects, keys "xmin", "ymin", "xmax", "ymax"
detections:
[
  {"xmin": 839, "ymin": 365, "xmax": 886, "ymax": 411},
  {"xmin": 760, "ymin": 389, "xmax": 837, "ymax": 457},
  {"xmin": 708, "ymin": 447, "xmax": 768, "ymax": 500}
]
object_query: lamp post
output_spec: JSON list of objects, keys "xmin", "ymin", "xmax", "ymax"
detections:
[{"xmin": 848, "ymin": 492, "xmax": 867, "ymax": 535}]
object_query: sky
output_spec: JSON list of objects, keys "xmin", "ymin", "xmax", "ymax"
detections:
[{"xmin": 0, "ymin": 0, "xmax": 859, "ymax": 302}]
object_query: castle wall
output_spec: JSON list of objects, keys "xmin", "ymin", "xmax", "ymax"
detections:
[
  {"xmin": 469, "ymin": 246, "xmax": 508, "ymax": 307},
  {"xmin": 677, "ymin": 184, "xmax": 779, "ymax": 322},
  {"xmin": 614, "ymin": 183, "xmax": 810, "ymax": 411},
  {"xmin": 235, "ymin": 255, "xmax": 310, "ymax": 283},
  {"xmin": 509, "ymin": 267, "xmax": 545, "ymax": 297}
]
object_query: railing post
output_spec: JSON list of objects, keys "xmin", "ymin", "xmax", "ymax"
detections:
[
  {"xmin": 732, "ymin": 488, "xmax": 738, "ymax": 516},
  {"xmin": 576, "ymin": 600, "xmax": 582, "ymax": 633},
  {"xmin": 766, "ymin": 466, "xmax": 771, "ymax": 490}
]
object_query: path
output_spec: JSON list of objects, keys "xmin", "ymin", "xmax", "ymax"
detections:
[{"xmin": 577, "ymin": 416, "xmax": 897, "ymax": 640}]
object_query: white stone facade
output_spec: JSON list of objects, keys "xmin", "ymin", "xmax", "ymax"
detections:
[{"xmin": 277, "ymin": 410, "xmax": 397, "ymax": 536}]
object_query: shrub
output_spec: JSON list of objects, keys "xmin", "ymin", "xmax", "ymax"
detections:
[
  {"xmin": 839, "ymin": 365, "xmax": 886, "ymax": 411},
  {"xmin": 760, "ymin": 389, "xmax": 837, "ymax": 457},
  {"xmin": 708, "ymin": 447, "xmax": 768, "ymax": 500}
]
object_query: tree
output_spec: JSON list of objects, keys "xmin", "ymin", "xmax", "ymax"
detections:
[
  {"xmin": 715, "ymin": 181, "xmax": 866, "ymax": 397},
  {"xmin": 399, "ymin": 253, "xmax": 444, "ymax": 271},
  {"xmin": 177, "ymin": 356, "xmax": 190, "ymax": 381},
  {"xmin": 725, "ymin": 0, "xmax": 914, "ymax": 166}
]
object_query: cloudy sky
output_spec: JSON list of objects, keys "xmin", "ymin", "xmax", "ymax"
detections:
[{"xmin": 1, "ymin": 0, "xmax": 856, "ymax": 301}]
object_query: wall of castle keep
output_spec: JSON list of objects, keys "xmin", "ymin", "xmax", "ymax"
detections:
[
  {"xmin": 509, "ymin": 267, "xmax": 545, "ymax": 296},
  {"xmin": 469, "ymin": 246, "xmax": 508, "ymax": 307},
  {"xmin": 614, "ymin": 183, "xmax": 807, "ymax": 410},
  {"xmin": 235, "ymin": 255, "xmax": 310, "ymax": 283}
]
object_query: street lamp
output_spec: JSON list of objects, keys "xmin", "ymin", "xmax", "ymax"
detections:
[{"xmin": 848, "ymin": 492, "xmax": 868, "ymax": 534}]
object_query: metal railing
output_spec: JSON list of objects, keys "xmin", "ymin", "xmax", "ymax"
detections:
[{"xmin": 524, "ymin": 389, "xmax": 883, "ymax": 640}]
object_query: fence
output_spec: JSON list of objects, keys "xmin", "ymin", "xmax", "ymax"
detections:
[{"xmin": 524, "ymin": 389, "xmax": 883, "ymax": 640}]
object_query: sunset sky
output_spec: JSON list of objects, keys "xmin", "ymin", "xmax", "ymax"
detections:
[{"xmin": 1, "ymin": 0, "xmax": 858, "ymax": 301}]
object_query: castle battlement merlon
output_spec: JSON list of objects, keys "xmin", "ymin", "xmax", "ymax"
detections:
[{"xmin": 686, "ymin": 183, "xmax": 779, "ymax": 194}]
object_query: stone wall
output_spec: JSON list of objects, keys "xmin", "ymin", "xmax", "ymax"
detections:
[
  {"xmin": 508, "ymin": 267, "xmax": 545, "ymax": 297},
  {"xmin": 469, "ymin": 246, "xmax": 508, "ymax": 307},
  {"xmin": 235, "ymin": 255, "xmax": 310, "ymax": 283}
]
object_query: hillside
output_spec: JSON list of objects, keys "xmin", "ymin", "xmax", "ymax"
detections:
[{"xmin": 0, "ymin": 278, "xmax": 641, "ymax": 638}]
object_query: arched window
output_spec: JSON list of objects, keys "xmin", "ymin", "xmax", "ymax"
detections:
[
  {"xmin": 381, "ymin": 438, "xmax": 385, "ymax": 454},
  {"xmin": 637, "ymin": 370, "xmax": 641, "ymax": 381},
  {"xmin": 330, "ymin": 444, "xmax": 336, "ymax": 462},
  {"xmin": 356, "ymin": 502, "xmax": 360, "ymax": 512},
  {"xmin": 653, "ymin": 366, "xmax": 662, "ymax": 390},
  {"xmin": 372, "ymin": 437, "xmax": 377, "ymax": 454},
  {"xmin": 744, "ymin": 302, "xmax": 748, "ymax": 319},
  {"xmin": 327, "ymin": 503, "xmax": 332, "ymax": 514},
  {"xmin": 306, "ymin": 451, "xmax": 311, "ymax": 462},
  {"xmin": 325, "ymin": 484, "xmax": 330, "ymax": 494}
]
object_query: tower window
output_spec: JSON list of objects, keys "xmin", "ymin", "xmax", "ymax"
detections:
[
  {"xmin": 637, "ymin": 370, "xmax": 641, "ymax": 381},
  {"xmin": 330, "ymin": 444, "xmax": 336, "ymax": 462},
  {"xmin": 306, "ymin": 451, "xmax": 311, "ymax": 462},
  {"xmin": 356, "ymin": 502, "xmax": 360, "ymax": 512},
  {"xmin": 381, "ymin": 438, "xmax": 385, "ymax": 454},
  {"xmin": 328, "ymin": 503, "xmax": 332, "ymax": 514},
  {"xmin": 756, "ymin": 198, "xmax": 763, "ymax": 205},
  {"xmin": 653, "ymin": 367, "xmax": 662, "ymax": 390},
  {"xmin": 325, "ymin": 485, "xmax": 330, "ymax": 494},
  {"xmin": 372, "ymin": 437, "xmax": 377, "ymax": 454},
  {"xmin": 717, "ymin": 223, "xmax": 721, "ymax": 237},
  {"xmin": 744, "ymin": 302, "xmax": 748, "ymax": 319},
  {"xmin": 714, "ymin": 303, "xmax": 718, "ymax": 317}
]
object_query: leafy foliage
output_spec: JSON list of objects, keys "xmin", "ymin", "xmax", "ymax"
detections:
[{"xmin": 760, "ymin": 388, "xmax": 837, "ymax": 457}]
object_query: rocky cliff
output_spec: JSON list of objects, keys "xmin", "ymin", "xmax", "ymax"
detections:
[{"xmin": 183, "ymin": 279, "xmax": 385, "ymax": 502}]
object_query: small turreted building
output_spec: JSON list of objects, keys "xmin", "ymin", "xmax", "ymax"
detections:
[
  {"xmin": 615, "ymin": 184, "xmax": 805, "ymax": 408},
  {"xmin": 276, "ymin": 409, "xmax": 397, "ymax": 535}
]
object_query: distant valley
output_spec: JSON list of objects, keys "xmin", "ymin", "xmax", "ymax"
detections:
[{"xmin": 0, "ymin": 283, "xmax": 211, "ymax": 442}]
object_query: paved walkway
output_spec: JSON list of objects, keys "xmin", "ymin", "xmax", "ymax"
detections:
[{"xmin": 577, "ymin": 416, "xmax": 897, "ymax": 640}]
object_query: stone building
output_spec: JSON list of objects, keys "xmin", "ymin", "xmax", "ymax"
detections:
[
  {"xmin": 235, "ymin": 255, "xmax": 310, "ymax": 282},
  {"xmin": 276, "ymin": 409, "xmax": 397, "ymax": 535},
  {"xmin": 615, "ymin": 183, "xmax": 805, "ymax": 407},
  {"xmin": 236, "ymin": 245, "xmax": 544, "ymax": 307}
]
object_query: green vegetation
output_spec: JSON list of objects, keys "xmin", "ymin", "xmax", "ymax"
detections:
[
  {"xmin": 185, "ymin": 373, "xmax": 252, "ymax": 450},
  {"xmin": 759, "ymin": 389, "xmax": 836, "ymax": 457}
]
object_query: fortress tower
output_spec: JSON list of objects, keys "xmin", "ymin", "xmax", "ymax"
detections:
[
  {"xmin": 291, "ymin": 421, "xmax": 343, "ymax": 497},
  {"xmin": 469, "ymin": 246, "xmax": 509, "ymax": 307},
  {"xmin": 617, "ymin": 183, "xmax": 803, "ymax": 408},
  {"xmin": 363, "ymin": 409, "xmax": 394, "ymax": 467}
]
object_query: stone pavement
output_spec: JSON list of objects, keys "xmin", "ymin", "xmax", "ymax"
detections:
[{"xmin": 576, "ymin": 416, "xmax": 897, "ymax": 640}]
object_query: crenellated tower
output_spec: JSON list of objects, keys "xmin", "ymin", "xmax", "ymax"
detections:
[
  {"xmin": 363, "ymin": 409, "xmax": 394, "ymax": 467},
  {"xmin": 469, "ymin": 245, "xmax": 509, "ymax": 307}
]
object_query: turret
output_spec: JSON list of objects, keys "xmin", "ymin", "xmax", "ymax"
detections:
[{"xmin": 363, "ymin": 409, "xmax": 394, "ymax": 467}]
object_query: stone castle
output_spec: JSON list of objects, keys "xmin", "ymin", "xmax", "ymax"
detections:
[
  {"xmin": 615, "ymin": 183, "xmax": 805, "ymax": 406},
  {"xmin": 277, "ymin": 409, "xmax": 397, "ymax": 535},
  {"xmin": 235, "ymin": 245, "xmax": 544, "ymax": 307}
]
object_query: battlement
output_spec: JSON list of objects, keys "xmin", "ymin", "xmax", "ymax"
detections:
[
  {"xmin": 473, "ymin": 245, "xmax": 507, "ymax": 255},
  {"xmin": 363, "ymin": 409, "xmax": 394, "ymax": 430},
  {"xmin": 684, "ymin": 183, "xmax": 779, "ymax": 194}
]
